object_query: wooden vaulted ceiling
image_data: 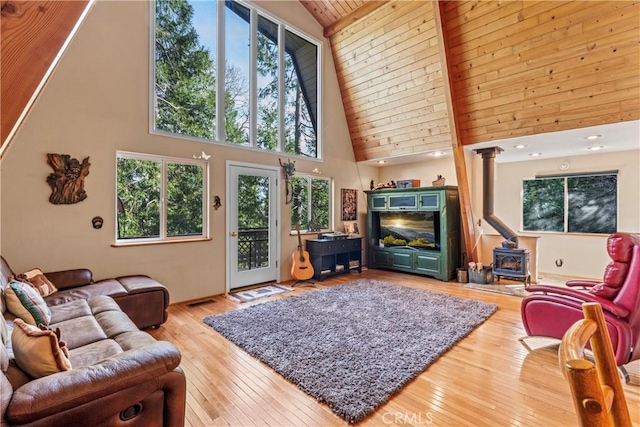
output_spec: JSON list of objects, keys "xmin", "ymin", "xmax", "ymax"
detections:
[
  {"xmin": 302, "ymin": 0, "xmax": 640, "ymax": 162},
  {"xmin": 300, "ymin": 0, "xmax": 371, "ymax": 30}
]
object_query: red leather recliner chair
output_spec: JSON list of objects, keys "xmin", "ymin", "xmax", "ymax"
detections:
[{"xmin": 520, "ymin": 232, "xmax": 640, "ymax": 382}]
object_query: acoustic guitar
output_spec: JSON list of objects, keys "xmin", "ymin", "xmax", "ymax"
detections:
[{"xmin": 291, "ymin": 223, "xmax": 314, "ymax": 281}]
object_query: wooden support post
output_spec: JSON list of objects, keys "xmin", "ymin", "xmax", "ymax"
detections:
[
  {"xmin": 559, "ymin": 303, "xmax": 632, "ymax": 427},
  {"xmin": 582, "ymin": 303, "xmax": 632, "ymax": 427},
  {"xmin": 432, "ymin": 0, "xmax": 478, "ymax": 262}
]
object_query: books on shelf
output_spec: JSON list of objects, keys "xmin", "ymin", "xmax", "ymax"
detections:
[
  {"xmin": 320, "ymin": 269, "xmax": 331, "ymax": 275},
  {"xmin": 349, "ymin": 260, "xmax": 360, "ymax": 269},
  {"xmin": 335, "ymin": 265, "xmax": 345, "ymax": 272}
]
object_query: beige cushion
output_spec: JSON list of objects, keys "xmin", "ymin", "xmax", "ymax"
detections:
[
  {"xmin": 4, "ymin": 281, "xmax": 52, "ymax": 326},
  {"xmin": 0, "ymin": 314, "xmax": 8, "ymax": 345},
  {"xmin": 11, "ymin": 319, "xmax": 72, "ymax": 378},
  {"xmin": 13, "ymin": 268, "xmax": 58, "ymax": 297}
]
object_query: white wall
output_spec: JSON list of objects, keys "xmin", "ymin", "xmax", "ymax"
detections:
[{"xmin": 0, "ymin": 0, "xmax": 376, "ymax": 302}]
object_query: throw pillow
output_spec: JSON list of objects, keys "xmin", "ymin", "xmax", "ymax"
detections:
[
  {"xmin": 4, "ymin": 281, "xmax": 52, "ymax": 326},
  {"xmin": 14, "ymin": 268, "xmax": 58, "ymax": 297},
  {"xmin": 11, "ymin": 319, "xmax": 72, "ymax": 378}
]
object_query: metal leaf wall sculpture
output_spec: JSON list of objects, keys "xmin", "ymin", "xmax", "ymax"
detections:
[{"xmin": 279, "ymin": 158, "xmax": 296, "ymax": 205}]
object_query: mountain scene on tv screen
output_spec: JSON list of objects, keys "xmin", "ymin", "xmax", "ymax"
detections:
[{"xmin": 380, "ymin": 212, "xmax": 437, "ymax": 249}]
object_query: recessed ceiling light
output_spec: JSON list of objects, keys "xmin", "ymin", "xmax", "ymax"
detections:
[
  {"xmin": 430, "ymin": 151, "xmax": 445, "ymax": 157},
  {"xmin": 530, "ymin": 153, "xmax": 542, "ymax": 157},
  {"xmin": 513, "ymin": 144, "xmax": 527, "ymax": 149},
  {"xmin": 587, "ymin": 146, "xmax": 605, "ymax": 151},
  {"xmin": 586, "ymin": 135, "xmax": 601, "ymax": 140},
  {"xmin": 377, "ymin": 160, "xmax": 386, "ymax": 164}
]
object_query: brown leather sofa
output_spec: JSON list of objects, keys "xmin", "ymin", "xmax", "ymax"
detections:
[
  {"xmin": 0, "ymin": 258, "xmax": 186, "ymax": 426},
  {"xmin": 0, "ymin": 257, "xmax": 169, "ymax": 330}
]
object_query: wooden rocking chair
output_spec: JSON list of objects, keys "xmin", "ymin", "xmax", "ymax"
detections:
[{"xmin": 559, "ymin": 302, "xmax": 632, "ymax": 427}]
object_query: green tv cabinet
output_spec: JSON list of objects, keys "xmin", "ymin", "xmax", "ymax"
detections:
[{"xmin": 365, "ymin": 186, "xmax": 461, "ymax": 281}]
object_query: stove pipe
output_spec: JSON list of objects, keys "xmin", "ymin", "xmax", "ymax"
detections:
[{"xmin": 475, "ymin": 147, "xmax": 519, "ymax": 247}]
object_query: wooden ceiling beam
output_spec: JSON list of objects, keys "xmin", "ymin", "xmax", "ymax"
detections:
[
  {"xmin": 324, "ymin": 0, "xmax": 389, "ymax": 38},
  {"xmin": 432, "ymin": 0, "xmax": 478, "ymax": 263}
]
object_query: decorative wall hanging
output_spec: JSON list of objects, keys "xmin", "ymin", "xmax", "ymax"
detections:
[
  {"xmin": 46, "ymin": 153, "xmax": 91, "ymax": 204},
  {"xmin": 92, "ymin": 216, "xmax": 103, "ymax": 229},
  {"xmin": 279, "ymin": 158, "xmax": 296, "ymax": 204},
  {"xmin": 193, "ymin": 151, "xmax": 211, "ymax": 160},
  {"xmin": 213, "ymin": 196, "xmax": 222, "ymax": 210},
  {"xmin": 341, "ymin": 188, "xmax": 357, "ymax": 221}
]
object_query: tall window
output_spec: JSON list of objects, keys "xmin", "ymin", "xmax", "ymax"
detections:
[
  {"xmin": 225, "ymin": 1, "xmax": 250, "ymax": 145},
  {"xmin": 284, "ymin": 29, "xmax": 317, "ymax": 158},
  {"xmin": 291, "ymin": 175, "xmax": 330, "ymax": 232},
  {"xmin": 154, "ymin": 0, "xmax": 217, "ymax": 140},
  {"xmin": 116, "ymin": 152, "xmax": 208, "ymax": 242},
  {"xmin": 522, "ymin": 172, "xmax": 617, "ymax": 234},
  {"xmin": 153, "ymin": 0, "xmax": 321, "ymax": 158}
]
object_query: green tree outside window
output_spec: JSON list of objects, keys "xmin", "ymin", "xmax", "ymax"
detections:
[
  {"xmin": 523, "ymin": 173, "xmax": 617, "ymax": 234},
  {"xmin": 291, "ymin": 175, "xmax": 330, "ymax": 232},
  {"xmin": 153, "ymin": 0, "xmax": 320, "ymax": 158},
  {"xmin": 117, "ymin": 155, "xmax": 207, "ymax": 241}
]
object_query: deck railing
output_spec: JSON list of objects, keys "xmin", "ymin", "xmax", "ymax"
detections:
[{"xmin": 237, "ymin": 228, "xmax": 269, "ymax": 270}]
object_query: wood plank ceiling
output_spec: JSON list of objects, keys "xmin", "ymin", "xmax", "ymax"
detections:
[
  {"xmin": 300, "ymin": 0, "xmax": 371, "ymax": 30},
  {"xmin": 445, "ymin": 0, "xmax": 640, "ymax": 145},
  {"xmin": 302, "ymin": 0, "xmax": 640, "ymax": 162}
]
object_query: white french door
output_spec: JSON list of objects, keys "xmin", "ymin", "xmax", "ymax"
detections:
[{"xmin": 227, "ymin": 162, "xmax": 279, "ymax": 290}]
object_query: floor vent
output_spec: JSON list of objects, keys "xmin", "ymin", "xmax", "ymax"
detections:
[{"xmin": 187, "ymin": 299, "xmax": 216, "ymax": 307}]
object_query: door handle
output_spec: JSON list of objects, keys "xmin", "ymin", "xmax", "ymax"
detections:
[{"xmin": 230, "ymin": 231, "xmax": 238, "ymax": 237}]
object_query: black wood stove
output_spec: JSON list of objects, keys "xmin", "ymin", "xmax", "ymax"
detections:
[
  {"xmin": 475, "ymin": 146, "xmax": 531, "ymax": 285},
  {"xmin": 493, "ymin": 247, "xmax": 531, "ymax": 284}
]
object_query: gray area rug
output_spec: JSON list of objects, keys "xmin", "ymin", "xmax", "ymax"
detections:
[{"xmin": 203, "ymin": 279, "xmax": 498, "ymax": 423}]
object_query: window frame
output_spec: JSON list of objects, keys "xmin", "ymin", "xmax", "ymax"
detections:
[
  {"xmin": 115, "ymin": 151, "xmax": 210, "ymax": 245},
  {"xmin": 521, "ymin": 171, "xmax": 618, "ymax": 235},
  {"xmin": 290, "ymin": 173, "xmax": 332, "ymax": 233},
  {"xmin": 149, "ymin": 0, "xmax": 323, "ymax": 160}
]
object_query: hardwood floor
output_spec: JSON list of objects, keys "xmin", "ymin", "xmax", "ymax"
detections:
[{"xmin": 149, "ymin": 270, "xmax": 640, "ymax": 426}]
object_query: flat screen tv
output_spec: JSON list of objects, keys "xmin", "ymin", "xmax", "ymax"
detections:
[{"xmin": 379, "ymin": 211, "xmax": 440, "ymax": 249}]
